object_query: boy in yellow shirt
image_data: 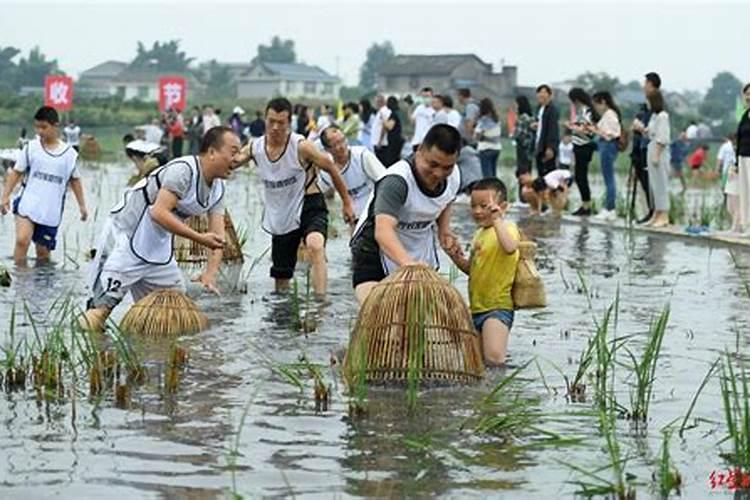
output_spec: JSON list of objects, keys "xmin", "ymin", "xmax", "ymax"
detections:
[{"xmin": 445, "ymin": 178, "xmax": 520, "ymax": 366}]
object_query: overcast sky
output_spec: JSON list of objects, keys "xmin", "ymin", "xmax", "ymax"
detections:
[{"xmin": 0, "ymin": 0, "xmax": 747, "ymax": 93}]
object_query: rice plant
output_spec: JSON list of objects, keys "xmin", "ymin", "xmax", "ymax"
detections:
[
  {"xmin": 653, "ymin": 429, "xmax": 682, "ymax": 497},
  {"xmin": 719, "ymin": 351, "xmax": 750, "ymax": 470},
  {"xmin": 565, "ymin": 379, "xmax": 638, "ymax": 499},
  {"xmin": 668, "ymin": 192, "xmax": 686, "ymax": 225},
  {"xmin": 623, "ymin": 304, "xmax": 670, "ymax": 425}
]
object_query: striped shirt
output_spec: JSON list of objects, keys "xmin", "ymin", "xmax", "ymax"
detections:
[{"xmin": 571, "ymin": 106, "xmax": 595, "ymax": 146}]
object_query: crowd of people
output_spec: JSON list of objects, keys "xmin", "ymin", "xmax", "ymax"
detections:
[{"xmin": 3, "ymin": 72, "xmax": 750, "ymax": 368}]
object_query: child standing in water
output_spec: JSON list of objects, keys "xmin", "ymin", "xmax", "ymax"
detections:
[
  {"xmin": 445, "ymin": 178, "xmax": 520, "ymax": 366},
  {"xmin": 1, "ymin": 106, "xmax": 88, "ymax": 265}
]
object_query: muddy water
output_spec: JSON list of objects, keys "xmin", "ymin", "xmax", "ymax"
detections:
[{"xmin": 0, "ymin": 160, "xmax": 748, "ymax": 499}]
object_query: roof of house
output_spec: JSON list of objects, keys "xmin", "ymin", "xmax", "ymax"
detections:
[
  {"xmin": 79, "ymin": 60, "xmax": 128, "ymax": 79},
  {"xmin": 378, "ymin": 54, "xmax": 492, "ymax": 76},
  {"xmin": 239, "ymin": 62, "xmax": 339, "ymax": 83}
]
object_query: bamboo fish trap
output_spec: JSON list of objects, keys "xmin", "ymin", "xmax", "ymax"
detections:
[
  {"xmin": 344, "ymin": 264, "xmax": 484, "ymax": 386},
  {"xmin": 174, "ymin": 210, "xmax": 245, "ymax": 291},
  {"xmin": 120, "ymin": 290, "xmax": 208, "ymax": 337}
]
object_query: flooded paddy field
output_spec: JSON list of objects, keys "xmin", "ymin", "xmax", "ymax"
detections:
[{"xmin": 1, "ymin": 160, "xmax": 749, "ymax": 499}]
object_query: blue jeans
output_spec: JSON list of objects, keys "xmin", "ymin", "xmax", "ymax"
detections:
[
  {"xmin": 472, "ymin": 309, "xmax": 515, "ymax": 332},
  {"xmin": 598, "ymin": 139, "xmax": 618, "ymax": 210},
  {"xmin": 479, "ymin": 149, "xmax": 500, "ymax": 178}
]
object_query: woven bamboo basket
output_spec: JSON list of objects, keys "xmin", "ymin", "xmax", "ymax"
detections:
[
  {"xmin": 79, "ymin": 135, "xmax": 102, "ymax": 161},
  {"xmin": 174, "ymin": 210, "xmax": 245, "ymax": 290},
  {"xmin": 120, "ymin": 290, "xmax": 208, "ymax": 337},
  {"xmin": 512, "ymin": 241, "xmax": 547, "ymax": 309},
  {"xmin": 344, "ymin": 264, "xmax": 484, "ymax": 386}
]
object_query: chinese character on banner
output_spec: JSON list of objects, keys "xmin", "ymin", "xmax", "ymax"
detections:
[
  {"xmin": 159, "ymin": 76, "xmax": 187, "ymax": 112},
  {"xmin": 44, "ymin": 75, "xmax": 74, "ymax": 111}
]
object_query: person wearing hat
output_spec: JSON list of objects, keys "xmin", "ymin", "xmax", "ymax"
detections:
[{"xmin": 123, "ymin": 136, "xmax": 168, "ymax": 183}]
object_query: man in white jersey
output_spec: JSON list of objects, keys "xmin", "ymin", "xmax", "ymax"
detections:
[
  {"xmin": 235, "ymin": 98, "xmax": 355, "ymax": 297},
  {"xmin": 410, "ymin": 87, "xmax": 435, "ymax": 152},
  {"xmin": 370, "ymin": 94, "xmax": 392, "ymax": 165},
  {"xmin": 350, "ymin": 124, "xmax": 462, "ymax": 305},
  {"xmin": 318, "ymin": 125, "xmax": 387, "ymax": 224},
  {"xmin": 81, "ymin": 126, "xmax": 241, "ymax": 332},
  {"xmin": 64, "ymin": 120, "xmax": 81, "ymax": 152},
  {"xmin": 1, "ymin": 106, "xmax": 88, "ymax": 266}
]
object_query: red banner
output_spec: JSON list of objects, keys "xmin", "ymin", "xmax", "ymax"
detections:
[
  {"xmin": 44, "ymin": 75, "xmax": 74, "ymax": 111},
  {"xmin": 159, "ymin": 76, "xmax": 187, "ymax": 112}
]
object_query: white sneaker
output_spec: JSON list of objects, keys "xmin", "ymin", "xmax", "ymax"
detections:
[{"xmin": 594, "ymin": 209, "xmax": 617, "ymax": 222}]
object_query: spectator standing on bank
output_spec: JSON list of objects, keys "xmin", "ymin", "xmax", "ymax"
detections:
[
  {"xmin": 532, "ymin": 84, "xmax": 560, "ymax": 176},
  {"xmin": 475, "ymin": 97, "xmax": 502, "ymax": 178}
]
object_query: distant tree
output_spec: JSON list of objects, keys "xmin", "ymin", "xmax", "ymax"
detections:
[
  {"xmin": 252, "ymin": 36, "xmax": 296, "ymax": 64},
  {"xmin": 130, "ymin": 40, "xmax": 194, "ymax": 72},
  {"xmin": 622, "ymin": 80, "xmax": 642, "ymax": 92},
  {"xmin": 359, "ymin": 41, "xmax": 395, "ymax": 91},
  {"xmin": 339, "ymin": 85, "xmax": 367, "ymax": 102},
  {"xmin": 201, "ymin": 59, "xmax": 235, "ymax": 98},
  {"xmin": 571, "ymin": 71, "xmax": 622, "ymax": 94},
  {"xmin": 700, "ymin": 71, "xmax": 743, "ymax": 120},
  {"xmin": 0, "ymin": 46, "xmax": 21, "ymax": 92},
  {"xmin": 16, "ymin": 47, "xmax": 60, "ymax": 88}
]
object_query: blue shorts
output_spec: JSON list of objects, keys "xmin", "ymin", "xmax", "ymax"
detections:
[
  {"xmin": 12, "ymin": 197, "xmax": 59, "ymax": 251},
  {"xmin": 472, "ymin": 309, "xmax": 514, "ymax": 332}
]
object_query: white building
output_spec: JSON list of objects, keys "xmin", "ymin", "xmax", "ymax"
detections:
[
  {"xmin": 78, "ymin": 60, "xmax": 199, "ymax": 102},
  {"xmin": 235, "ymin": 62, "xmax": 341, "ymax": 100}
]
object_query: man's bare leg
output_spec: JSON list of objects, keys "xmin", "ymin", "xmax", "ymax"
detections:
[
  {"xmin": 35, "ymin": 244, "xmax": 51, "ymax": 263},
  {"xmin": 305, "ymin": 231, "xmax": 327, "ymax": 297},
  {"xmin": 13, "ymin": 216, "xmax": 33, "ymax": 266}
]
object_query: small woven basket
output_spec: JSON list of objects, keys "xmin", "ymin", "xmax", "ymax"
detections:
[
  {"xmin": 344, "ymin": 264, "xmax": 484, "ymax": 386},
  {"xmin": 511, "ymin": 241, "xmax": 547, "ymax": 309},
  {"xmin": 120, "ymin": 290, "xmax": 208, "ymax": 337},
  {"xmin": 174, "ymin": 210, "xmax": 245, "ymax": 290}
]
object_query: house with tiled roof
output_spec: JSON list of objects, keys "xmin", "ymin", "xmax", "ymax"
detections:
[
  {"xmin": 235, "ymin": 62, "xmax": 341, "ymax": 99},
  {"xmin": 375, "ymin": 54, "xmax": 520, "ymax": 107},
  {"xmin": 78, "ymin": 61, "xmax": 201, "ymax": 102}
]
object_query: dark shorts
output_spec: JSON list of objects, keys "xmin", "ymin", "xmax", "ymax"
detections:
[
  {"xmin": 12, "ymin": 197, "xmax": 58, "ymax": 250},
  {"xmin": 472, "ymin": 309, "xmax": 514, "ymax": 332},
  {"xmin": 270, "ymin": 193, "xmax": 328, "ymax": 280},
  {"xmin": 351, "ymin": 247, "xmax": 386, "ymax": 288}
]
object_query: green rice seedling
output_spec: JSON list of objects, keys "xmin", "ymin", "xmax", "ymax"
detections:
[
  {"xmin": 719, "ymin": 351, "xmax": 750, "ymax": 470},
  {"xmin": 623, "ymin": 304, "xmax": 670, "ymax": 426},
  {"xmin": 227, "ymin": 387, "xmax": 259, "ymax": 500},
  {"xmin": 678, "ymin": 357, "xmax": 720, "ymax": 437},
  {"xmin": 668, "ymin": 192, "xmax": 685, "ymax": 225},
  {"xmin": 615, "ymin": 191, "xmax": 629, "ymax": 220},
  {"xmin": 565, "ymin": 302, "xmax": 614, "ymax": 402},
  {"xmin": 2, "ymin": 303, "xmax": 29, "ymax": 392},
  {"xmin": 565, "ymin": 399, "xmax": 637, "ymax": 499},
  {"xmin": 653, "ymin": 429, "xmax": 682, "ymax": 497}
]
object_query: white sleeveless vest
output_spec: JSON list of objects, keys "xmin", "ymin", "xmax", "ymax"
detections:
[
  {"xmin": 253, "ymin": 133, "xmax": 311, "ymax": 235},
  {"xmin": 319, "ymin": 146, "xmax": 374, "ymax": 219},
  {"xmin": 14, "ymin": 139, "xmax": 77, "ymax": 227},
  {"xmin": 374, "ymin": 160, "xmax": 460, "ymax": 275},
  {"xmin": 127, "ymin": 156, "xmax": 225, "ymax": 265}
]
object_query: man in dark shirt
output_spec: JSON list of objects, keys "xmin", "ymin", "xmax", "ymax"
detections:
[
  {"xmin": 248, "ymin": 111, "xmax": 266, "ymax": 138},
  {"xmin": 350, "ymin": 124, "xmax": 461, "ymax": 305},
  {"xmin": 532, "ymin": 84, "xmax": 559, "ymax": 176}
]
